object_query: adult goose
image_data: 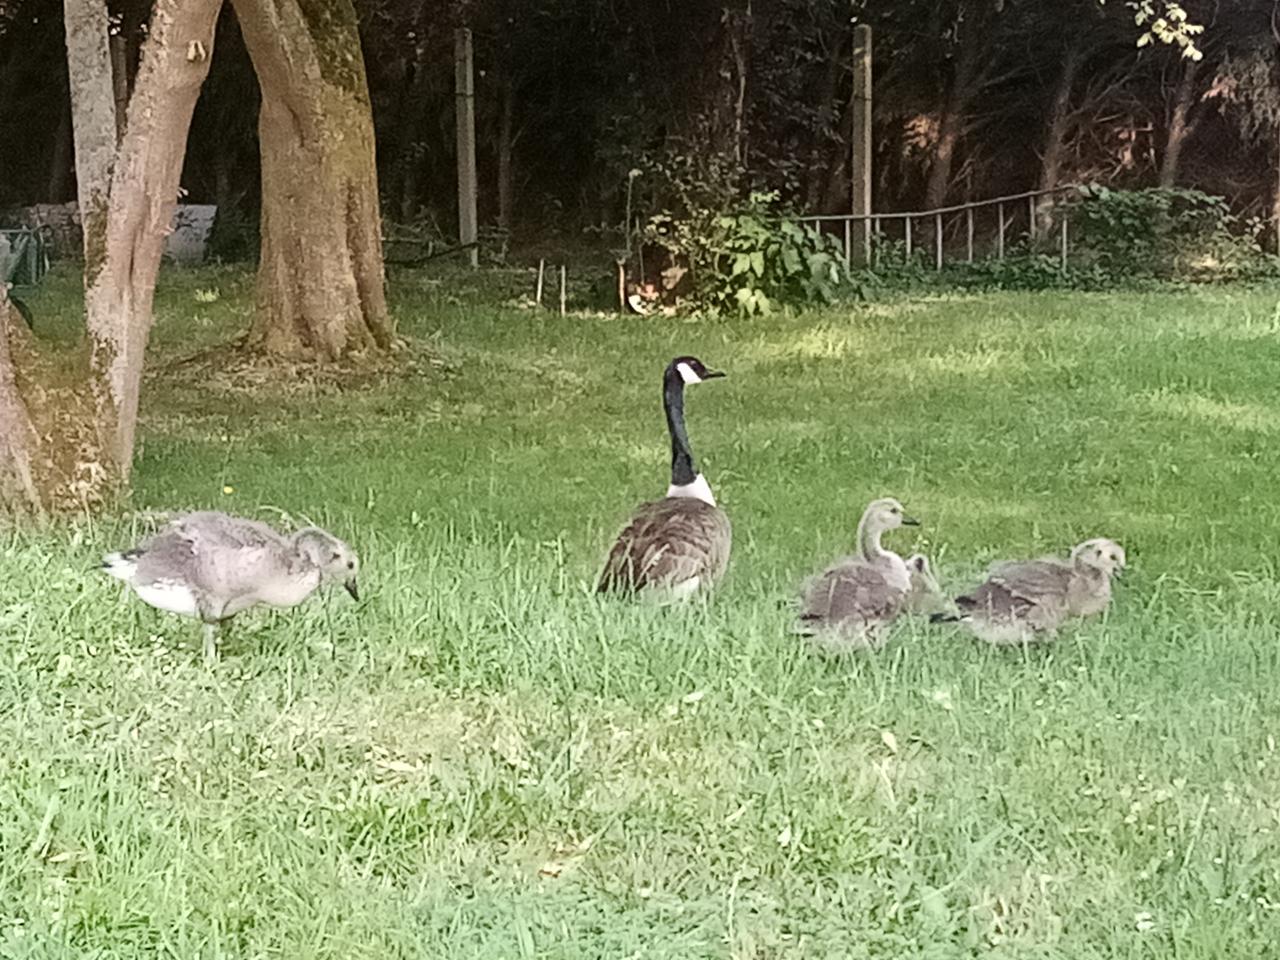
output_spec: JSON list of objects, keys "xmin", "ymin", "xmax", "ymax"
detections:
[
  {"xmin": 932, "ymin": 537, "xmax": 1125, "ymax": 645},
  {"xmin": 102, "ymin": 511, "xmax": 360, "ymax": 663},
  {"xmin": 596, "ymin": 356, "xmax": 731, "ymax": 600},
  {"xmin": 794, "ymin": 497, "xmax": 925, "ymax": 651}
]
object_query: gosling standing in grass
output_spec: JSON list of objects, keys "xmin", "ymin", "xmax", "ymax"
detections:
[
  {"xmin": 102, "ymin": 511, "xmax": 360, "ymax": 663},
  {"xmin": 596, "ymin": 356, "xmax": 731, "ymax": 600},
  {"xmin": 931, "ymin": 537, "xmax": 1125, "ymax": 645},
  {"xmin": 795, "ymin": 497, "xmax": 935, "ymax": 652}
]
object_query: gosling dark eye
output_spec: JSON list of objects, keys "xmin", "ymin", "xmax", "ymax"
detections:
[{"xmin": 347, "ymin": 561, "xmax": 355, "ymax": 570}]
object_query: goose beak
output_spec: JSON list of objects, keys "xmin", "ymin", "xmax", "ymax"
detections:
[
  {"xmin": 344, "ymin": 578, "xmax": 360, "ymax": 601},
  {"xmin": 901, "ymin": 515, "xmax": 920, "ymax": 526},
  {"xmin": 703, "ymin": 369, "xmax": 726, "ymax": 379}
]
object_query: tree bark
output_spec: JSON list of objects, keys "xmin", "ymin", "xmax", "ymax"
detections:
[
  {"xmin": 230, "ymin": 0, "xmax": 392, "ymax": 361},
  {"xmin": 497, "ymin": 67, "xmax": 515, "ymax": 232},
  {"xmin": 47, "ymin": 101, "xmax": 74, "ymax": 203},
  {"xmin": 0, "ymin": 0, "xmax": 220, "ymax": 516},
  {"xmin": 1159, "ymin": 57, "xmax": 1200, "ymax": 189},
  {"xmin": 1035, "ymin": 43, "xmax": 1082, "ymax": 231}
]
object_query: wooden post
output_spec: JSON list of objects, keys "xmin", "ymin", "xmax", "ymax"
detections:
[
  {"xmin": 559, "ymin": 265, "xmax": 567, "ymax": 316},
  {"xmin": 535, "ymin": 258, "xmax": 545, "ymax": 306},
  {"xmin": 997, "ymin": 204, "xmax": 1006, "ymax": 259},
  {"xmin": 454, "ymin": 28, "xmax": 479, "ymax": 269},
  {"xmin": 966, "ymin": 207, "xmax": 974, "ymax": 263},
  {"xmin": 843, "ymin": 220, "xmax": 852, "ymax": 271},
  {"xmin": 904, "ymin": 217, "xmax": 912, "ymax": 259},
  {"xmin": 1060, "ymin": 217, "xmax": 1068, "ymax": 270},
  {"xmin": 873, "ymin": 215, "xmax": 881, "ymax": 268},
  {"xmin": 935, "ymin": 212, "xmax": 943, "ymax": 270},
  {"xmin": 850, "ymin": 24, "xmax": 872, "ymax": 266},
  {"xmin": 1027, "ymin": 194, "xmax": 1037, "ymax": 246}
]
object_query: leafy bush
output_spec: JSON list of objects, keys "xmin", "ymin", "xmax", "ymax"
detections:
[
  {"xmin": 640, "ymin": 190, "xmax": 848, "ymax": 315},
  {"xmin": 1068, "ymin": 185, "xmax": 1274, "ymax": 281}
]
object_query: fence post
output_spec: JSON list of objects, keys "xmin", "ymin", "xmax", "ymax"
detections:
[
  {"xmin": 997, "ymin": 204, "xmax": 1006, "ymax": 259},
  {"xmin": 1027, "ymin": 194, "xmax": 1037, "ymax": 246},
  {"xmin": 1060, "ymin": 217, "xmax": 1068, "ymax": 271},
  {"xmin": 904, "ymin": 217, "xmax": 912, "ymax": 259},
  {"xmin": 843, "ymin": 219, "xmax": 852, "ymax": 272},
  {"xmin": 873, "ymin": 216, "xmax": 881, "ymax": 268},
  {"xmin": 966, "ymin": 207, "xmax": 974, "ymax": 263},
  {"xmin": 935, "ymin": 212, "xmax": 943, "ymax": 270}
]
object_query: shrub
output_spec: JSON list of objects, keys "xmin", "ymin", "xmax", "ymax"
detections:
[
  {"xmin": 1067, "ymin": 185, "xmax": 1274, "ymax": 281},
  {"xmin": 640, "ymin": 190, "xmax": 848, "ymax": 315}
]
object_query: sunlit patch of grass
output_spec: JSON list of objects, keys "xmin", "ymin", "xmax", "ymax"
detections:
[
  {"xmin": 5, "ymin": 268, "xmax": 1280, "ymax": 956},
  {"xmin": 1139, "ymin": 388, "xmax": 1280, "ymax": 434}
]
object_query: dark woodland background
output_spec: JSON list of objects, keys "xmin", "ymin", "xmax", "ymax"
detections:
[{"xmin": 3, "ymin": 0, "xmax": 1278, "ymax": 255}]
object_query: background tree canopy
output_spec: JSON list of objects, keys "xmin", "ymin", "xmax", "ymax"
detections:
[{"xmin": 2, "ymin": 0, "xmax": 1276, "ymax": 252}]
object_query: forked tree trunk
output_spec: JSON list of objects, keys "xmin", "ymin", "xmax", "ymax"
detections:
[
  {"xmin": 230, "ymin": 0, "xmax": 392, "ymax": 361},
  {"xmin": 0, "ymin": 0, "xmax": 220, "ymax": 516}
]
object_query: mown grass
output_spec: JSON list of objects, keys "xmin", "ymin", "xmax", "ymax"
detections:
[{"xmin": 3, "ymin": 265, "xmax": 1280, "ymax": 957}]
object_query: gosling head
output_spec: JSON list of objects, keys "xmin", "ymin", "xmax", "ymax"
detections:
[
  {"xmin": 903, "ymin": 553, "xmax": 949, "ymax": 615},
  {"xmin": 862, "ymin": 497, "xmax": 920, "ymax": 533},
  {"xmin": 667, "ymin": 355, "xmax": 726, "ymax": 386},
  {"xmin": 1071, "ymin": 538, "xmax": 1126, "ymax": 579},
  {"xmin": 293, "ymin": 528, "xmax": 361, "ymax": 600}
]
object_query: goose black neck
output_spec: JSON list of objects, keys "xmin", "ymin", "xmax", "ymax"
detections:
[{"xmin": 663, "ymin": 366, "xmax": 697, "ymax": 487}]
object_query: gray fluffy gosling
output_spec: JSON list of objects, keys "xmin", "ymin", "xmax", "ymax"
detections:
[
  {"xmin": 102, "ymin": 511, "xmax": 360, "ymax": 663},
  {"xmin": 795, "ymin": 497, "xmax": 933, "ymax": 652},
  {"xmin": 596, "ymin": 356, "xmax": 731, "ymax": 601},
  {"xmin": 931, "ymin": 537, "xmax": 1125, "ymax": 645}
]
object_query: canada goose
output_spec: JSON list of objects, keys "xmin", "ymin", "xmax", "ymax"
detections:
[
  {"xmin": 931, "ymin": 537, "xmax": 1125, "ymax": 645},
  {"xmin": 596, "ymin": 356, "xmax": 731, "ymax": 599},
  {"xmin": 794, "ymin": 497, "xmax": 923, "ymax": 651},
  {"xmin": 102, "ymin": 511, "xmax": 360, "ymax": 663}
]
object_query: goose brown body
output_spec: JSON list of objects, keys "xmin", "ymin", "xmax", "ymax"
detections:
[{"xmin": 597, "ymin": 496, "xmax": 731, "ymax": 597}]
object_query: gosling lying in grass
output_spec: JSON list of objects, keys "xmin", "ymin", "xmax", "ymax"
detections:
[{"xmin": 931, "ymin": 537, "xmax": 1125, "ymax": 645}]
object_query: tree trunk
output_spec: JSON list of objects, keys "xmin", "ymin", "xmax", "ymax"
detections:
[
  {"xmin": 497, "ymin": 67, "xmax": 515, "ymax": 232},
  {"xmin": 1035, "ymin": 43, "xmax": 1082, "ymax": 231},
  {"xmin": 109, "ymin": 31, "xmax": 129, "ymax": 140},
  {"xmin": 47, "ymin": 101, "xmax": 74, "ymax": 203},
  {"xmin": 1159, "ymin": 58, "xmax": 1200, "ymax": 189},
  {"xmin": 230, "ymin": 0, "xmax": 392, "ymax": 362},
  {"xmin": 924, "ymin": 105, "xmax": 964, "ymax": 211},
  {"xmin": 0, "ymin": 0, "xmax": 221, "ymax": 516}
]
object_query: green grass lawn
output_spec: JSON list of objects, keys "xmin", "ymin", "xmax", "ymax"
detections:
[{"xmin": 4, "ymin": 266, "xmax": 1280, "ymax": 957}]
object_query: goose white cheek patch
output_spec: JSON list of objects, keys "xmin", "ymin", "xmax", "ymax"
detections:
[{"xmin": 676, "ymin": 362, "xmax": 702, "ymax": 385}]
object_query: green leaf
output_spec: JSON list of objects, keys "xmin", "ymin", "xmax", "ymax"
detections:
[{"xmin": 750, "ymin": 251, "xmax": 765, "ymax": 277}]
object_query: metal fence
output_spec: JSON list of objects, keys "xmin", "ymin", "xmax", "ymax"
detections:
[{"xmin": 799, "ymin": 185, "xmax": 1085, "ymax": 272}]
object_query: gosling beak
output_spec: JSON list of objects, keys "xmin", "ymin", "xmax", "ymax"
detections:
[
  {"xmin": 344, "ymin": 578, "xmax": 360, "ymax": 601},
  {"xmin": 902, "ymin": 515, "xmax": 920, "ymax": 527},
  {"xmin": 703, "ymin": 369, "xmax": 726, "ymax": 379}
]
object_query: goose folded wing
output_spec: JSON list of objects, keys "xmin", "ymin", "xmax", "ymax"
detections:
[
  {"xmin": 800, "ymin": 561, "xmax": 906, "ymax": 627},
  {"xmin": 156, "ymin": 521, "xmax": 292, "ymax": 598},
  {"xmin": 988, "ymin": 559, "xmax": 1073, "ymax": 603},
  {"xmin": 958, "ymin": 560, "xmax": 1072, "ymax": 623},
  {"xmin": 599, "ymin": 499, "xmax": 728, "ymax": 592}
]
